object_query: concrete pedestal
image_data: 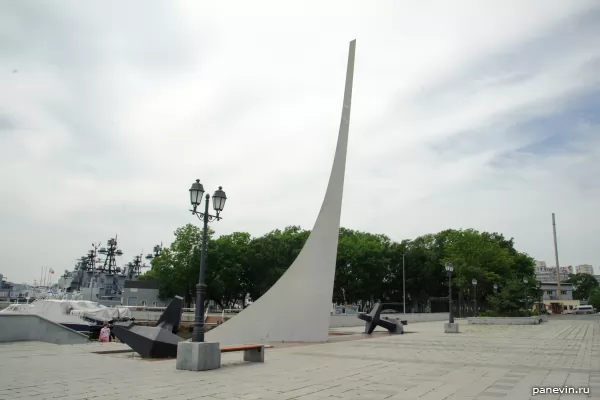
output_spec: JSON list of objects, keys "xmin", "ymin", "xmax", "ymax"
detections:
[
  {"xmin": 176, "ymin": 341, "xmax": 221, "ymax": 371},
  {"xmin": 243, "ymin": 345, "xmax": 265, "ymax": 362},
  {"xmin": 444, "ymin": 322, "xmax": 459, "ymax": 333}
]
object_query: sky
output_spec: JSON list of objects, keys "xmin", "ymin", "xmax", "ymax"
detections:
[{"xmin": 1, "ymin": 1, "xmax": 599, "ymax": 283}]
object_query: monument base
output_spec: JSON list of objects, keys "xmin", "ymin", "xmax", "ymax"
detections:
[
  {"xmin": 176, "ymin": 341, "xmax": 221, "ymax": 371},
  {"xmin": 444, "ymin": 322, "xmax": 459, "ymax": 333}
]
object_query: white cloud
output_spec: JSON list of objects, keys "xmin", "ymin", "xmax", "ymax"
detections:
[{"xmin": 1, "ymin": 0, "xmax": 600, "ymax": 282}]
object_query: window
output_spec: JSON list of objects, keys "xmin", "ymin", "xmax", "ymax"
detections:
[
  {"xmin": 561, "ymin": 291, "xmax": 567, "ymax": 295},
  {"xmin": 141, "ymin": 301, "xmax": 147, "ymax": 306},
  {"xmin": 546, "ymin": 290, "xmax": 554, "ymax": 295},
  {"xmin": 152, "ymin": 301, "xmax": 158, "ymax": 307}
]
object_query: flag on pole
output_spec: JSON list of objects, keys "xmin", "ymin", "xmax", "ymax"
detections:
[{"xmin": 49, "ymin": 269, "xmax": 55, "ymax": 275}]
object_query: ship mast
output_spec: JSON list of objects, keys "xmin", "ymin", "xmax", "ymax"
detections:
[{"xmin": 98, "ymin": 236, "xmax": 123, "ymax": 274}]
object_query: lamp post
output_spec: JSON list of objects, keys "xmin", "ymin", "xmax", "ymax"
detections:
[
  {"xmin": 523, "ymin": 277, "xmax": 529, "ymax": 316},
  {"xmin": 536, "ymin": 281, "xmax": 543, "ymax": 314},
  {"xmin": 493, "ymin": 283, "xmax": 499, "ymax": 314},
  {"xmin": 445, "ymin": 262, "xmax": 454, "ymax": 323},
  {"xmin": 472, "ymin": 278, "xmax": 478, "ymax": 317},
  {"xmin": 189, "ymin": 179, "xmax": 227, "ymax": 343},
  {"xmin": 402, "ymin": 253, "xmax": 406, "ymax": 314}
]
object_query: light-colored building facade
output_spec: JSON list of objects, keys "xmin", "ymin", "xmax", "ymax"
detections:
[
  {"xmin": 534, "ymin": 261, "xmax": 572, "ymax": 282},
  {"xmin": 540, "ymin": 282, "xmax": 574, "ymax": 301},
  {"xmin": 575, "ymin": 264, "xmax": 595, "ymax": 275},
  {"xmin": 538, "ymin": 282, "xmax": 580, "ymax": 314}
]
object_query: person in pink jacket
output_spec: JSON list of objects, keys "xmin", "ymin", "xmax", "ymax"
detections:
[{"xmin": 99, "ymin": 323, "xmax": 111, "ymax": 343}]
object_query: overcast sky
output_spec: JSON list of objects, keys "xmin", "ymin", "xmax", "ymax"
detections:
[{"xmin": 1, "ymin": 1, "xmax": 599, "ymax": 283}]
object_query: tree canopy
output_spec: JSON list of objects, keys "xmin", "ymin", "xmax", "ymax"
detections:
[
  {"xmin": 565, "ymin": 273, "xmax": 599, "ymax": 300},
  {"xmin": 588, "ymin": 287, "xmax": 600, "ymax": 310},
  {"xmin": 140, "ymin": 224, "xmax": 537, "ymax": 314}
]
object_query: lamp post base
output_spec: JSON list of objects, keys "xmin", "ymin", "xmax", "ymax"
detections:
[
  {"xmin": 176, "ymin": 341, "xmax": 221, "ymax": 371},
  {"xmin": 444, "ymin": 322, "xmax": 459, "ymax": 333}
]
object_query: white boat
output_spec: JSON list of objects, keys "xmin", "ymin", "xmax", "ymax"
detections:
[{"xmin": 1, "ymin": 299, "xmax": 133, "ymax": 333}]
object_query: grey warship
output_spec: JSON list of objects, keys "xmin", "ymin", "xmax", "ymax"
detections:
[{"xmin": 58, "ymin": 237, "xmax": 162, "ymax": 306}]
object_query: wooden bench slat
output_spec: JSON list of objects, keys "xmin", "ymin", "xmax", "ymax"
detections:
[{"xmin": 220, "ymin": 344, "xmax": 262, "ymax": 353}]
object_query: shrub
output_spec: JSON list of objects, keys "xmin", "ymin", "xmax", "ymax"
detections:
[
  {"xmin": 477, "ymin": 310, "xmax": 498, "ymax": 317},
  {"xmin": 476, "ymin": 309, "xmax": 532, "ymax": 317}
]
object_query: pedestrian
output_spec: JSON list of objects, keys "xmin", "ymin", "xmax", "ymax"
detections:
[{"xmin": 99, "ymin": 323, "xmax": 111, "ymax": 343}]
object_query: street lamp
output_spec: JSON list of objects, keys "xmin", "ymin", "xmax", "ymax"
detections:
[
  {"xmin": 401, "ymin": 253, "xmax": 406, "ymax": 314},
  {"xmin": 189, "ymin": 179, "xmax": 227, "ymax": 343},
  {"xmin": 523, "ymin": 277, "xmax": 529, "ymax": 316},
  {"xmin": 445, "ymin": 262, "xmax": 454, "ymax": 323},
  {"xmin": 472, "ymin": 278, "xmax": 478, "ymax": 317},
  {"xmin": 536, "ymin": 281, "xmax": 543, "ymax": 314}
]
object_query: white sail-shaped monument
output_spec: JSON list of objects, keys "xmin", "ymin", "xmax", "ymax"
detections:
[{"xmin": 206, "ymin": 40, "xmax": 356, "ymax": 346}]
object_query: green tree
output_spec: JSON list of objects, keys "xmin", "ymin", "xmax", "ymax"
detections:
[
  {"xmin": 334, "ymin": 228, "xmax": 392, "ymax": 305},
  {"xmin": 138, "ymin": 222, "xmax": 537, "ymax": 314},
  {"xmin": 441, "ymin": 229, "xmax": 512, "ymax": 314},
  {"xmin": 139, "ymin": 223, "xmax": 213, "ymax": 306},
  {"xmin": 587, "ymin": 287, "xmax": 600, "ymax": 310},
  {"xmin": 565, "ymin": 273, "xmax": 599, "ymax": 300},
  {"xmin": 244, "ymin": 226, "xmax": 310, "ymax": 301},
  {"xmin": 205, "ymin": 232, "xmax": 252, "ymax": 308},
  {"xmin": 486, "ymin": 278, "xmax": 530, "ymax": 315}
]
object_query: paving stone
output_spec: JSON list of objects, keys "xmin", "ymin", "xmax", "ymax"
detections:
[{"xmin": 0, "ymin": 318, "xmax": 598, "ymax": 400}]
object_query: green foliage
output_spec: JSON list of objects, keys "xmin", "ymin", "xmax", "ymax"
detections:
[
  {"xmin": 565, "ymin": 273, "xmax": 599, "ymax": 300},
  {"xmin": 244, "ymin": 226, "xmax": 310, "ymax": 302},
  {"xmin": 140, "ymin": 224, "xmax": 535, "ymax": 310},
  {"xmin": 486, "ymin": 278, "xmax": 535, "ymax": 314},
  {"xmin": 138, "ymin": 224, "xmax": 210, "ymax": 305},
  {"xmin": 588, "ymin": 287, "xmax": 600, "ymax": 310},
  {"xmin": 477, "ymin": 309, "xmax": 531, "ymax": 317},
  {"xmin": 477, "ymin": 310, "xmax": 498, "ymax": 317}
]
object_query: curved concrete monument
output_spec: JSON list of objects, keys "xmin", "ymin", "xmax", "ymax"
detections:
[{"xmin": 206, "ymin": 40, "xmax": 356, "ymax": 346}]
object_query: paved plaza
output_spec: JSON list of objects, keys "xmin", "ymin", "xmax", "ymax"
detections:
[{"xmin": 0, "ymin": 319, "xmax": 598, "ymax": 400}]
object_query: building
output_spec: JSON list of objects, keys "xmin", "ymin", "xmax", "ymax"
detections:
[
  {"xmin": 538, "ymin": 282, "xmax": 580, "ymax": 314},
  {"xmin": 534, "ymin": 261, "xmax": 572, "ymax": 283},
  {"xmin": 575, "ymin": 264, "xmax": 595, "ymax": 275},
  {"xmin": 0, "ymin": 274, "xmax": 12, "ymax": 300},
  {"xmin": 540, "ymin": 282, "xmax": 574, "ymax": 301},
  {"xmin": 122, "ymin": 280, "xmax": 167, "ymax": 307}
]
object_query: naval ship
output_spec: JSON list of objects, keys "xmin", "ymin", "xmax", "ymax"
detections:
[{"xmin": 57, "ymin": 237, "xmax": 162, "ymax": 307}]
